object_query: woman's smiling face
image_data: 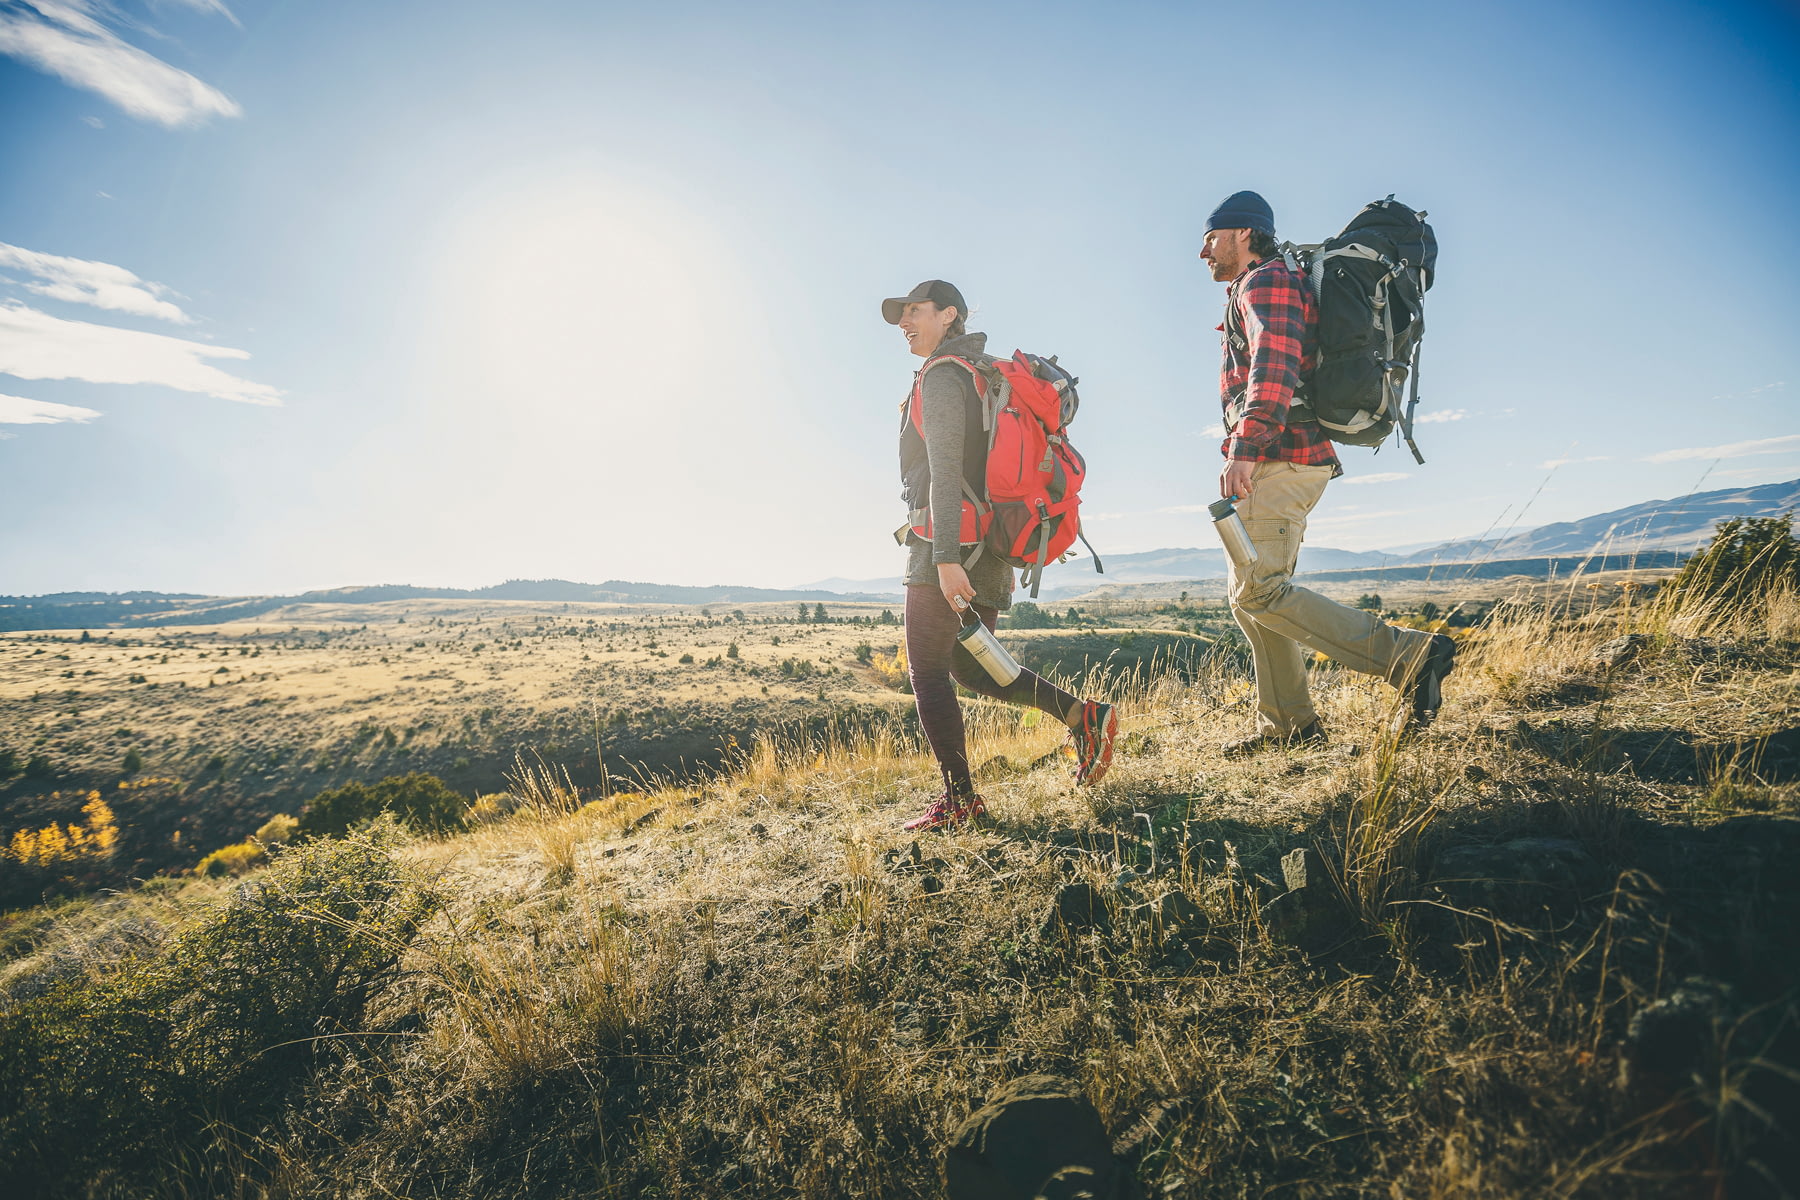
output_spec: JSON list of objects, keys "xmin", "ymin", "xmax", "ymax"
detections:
[{"xmin": 897, "ymin": 300, "xmax": 957, "ymax": 358}]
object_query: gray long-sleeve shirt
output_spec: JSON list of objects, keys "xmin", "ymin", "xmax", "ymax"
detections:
[{"xmin": 903, "ymin": 331, "xmax": 1014, "ymax": 609}]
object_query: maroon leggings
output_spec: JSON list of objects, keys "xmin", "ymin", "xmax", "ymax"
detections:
[{"xmin": 904, "ymin": 584, "xmax": 1079, "ymax": 798}]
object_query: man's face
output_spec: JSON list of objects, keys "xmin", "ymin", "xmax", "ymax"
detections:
[{"xmin": 1200, "ymin": 227, "xmax": 1254, "ymax": 282}]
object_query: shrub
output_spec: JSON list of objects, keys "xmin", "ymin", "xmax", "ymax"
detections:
[
  {"xmin": 254, "ymin": 812, "xmax": 299, "ymax": 845},
  {"xmin": 467, "ymin": 792, "xmax": 518, "ymax": 824},
  {"xmin": 4, "ymin": 793, "xmax": 119, "ymax": 869},
  {"xmin": 726, "ymin": 642, "xmax": 739, "ymax": 659},
  {"xmin": 1664, "ymin": 513, "xmax": 1798, "ymax": 605},
  {"xmin": 853, "ymin": 642, "xmax": 873, "ymax": 664},
  {"xmin": 194, "ymin": 840, "xmax": 266, "ymax": 877},
  {"xmin": 0, "ymin": 824, "xmax": 437, "ymax": 1197},
  {"xmin": 0, "ymin": 747, "xmax": 18, "ymax": 781},
  {"xmin": 1005, "ymin": 601, "xmax": 1055, "ymax": 629},
  {"xmin": 297, "ymin": 772, "xmax": 469, "ymax": 839},
  {"xmin": 122, "ymin": 748, "xmax": 143, "ymax": 775},
  {"xmin": 869, "ymin": 645, "xmax": 911, "ymax": 693}
]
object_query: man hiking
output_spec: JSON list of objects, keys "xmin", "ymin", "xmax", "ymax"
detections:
[{"xmin": 1199, "ymin": 190, "xmax": 1455, "ymax": 755}]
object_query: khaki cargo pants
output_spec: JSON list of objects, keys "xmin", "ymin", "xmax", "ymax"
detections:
[{"xmin": 1227, "ymin": 460, "xmax": 1436, "ymax": 736}]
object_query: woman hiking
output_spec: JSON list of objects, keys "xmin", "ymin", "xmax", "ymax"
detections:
[{"xmin": 883, "ymin": 279, "xmax": 1118, "ymax": 832}]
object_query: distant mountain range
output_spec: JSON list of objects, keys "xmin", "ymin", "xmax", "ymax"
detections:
[
  {"xmin": 0, "ymin": 579, "xmax": 897, "ymax": 633},
  {"xmin": 3, "ymin": 478, "xmax": 1792, "ymax": 630},
  {"xmin": 1400, "ymin": 477, "xmax": 1800, "ymax": 561},
  {"xmin": 799, "ymin": 477, "xmax": 1800, "ymax": 599}
]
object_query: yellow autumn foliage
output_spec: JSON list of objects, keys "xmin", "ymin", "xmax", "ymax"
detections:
[
  {"xmin": 4, "ymin": 792, "xmax": 120, "ymax": 868},
  {"xmin": 867, "ymin": 644, "xmax": 909, "ymax": 691},
  {"xmin": 195, "ymin": 840, "xmax": 268, "ymax": 878}
]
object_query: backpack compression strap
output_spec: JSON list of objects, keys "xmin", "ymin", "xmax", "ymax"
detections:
[{"xmin": 912, "ymin": 354, "xmax": 998, "ymax": 566}]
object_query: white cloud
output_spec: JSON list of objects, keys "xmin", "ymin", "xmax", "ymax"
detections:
[
  {"xmin": 1414, "ymin": 408, "xmax": 1468, "ymax": 424},
  {"xmin": 1708, "ymin": 380, "xmax": 1785, "ymax": 402},
  {"xmin": 1338, "ymin": 472, "xmax": 1411, "ymax": 485},
  {"xmin": 0, "ymin": 241, "xmax": 190, "ymax": 322},
  {"xmin": 0, "ymin": 302, "xmax": 280, "ymax": 405},
  {"xmin": 164, "ymin": 0, "xmax": 241, "ymax": 28},
  {"xmin": 1643, "ymin": 433, "xmax": 1800, "ymax": 464},
  {"xmin": 1540, "ymin": 454, "xmax": 1612, "ymax": 469},
  {"xmin": 0, "ymin": 0, "xmax": 240, "ymax": 127},
  {"xmin": 0, "ymin": 392, "xmax": 101, "ymax": 423},
  {"xmin": 1199, "ymin": 423, "xmax": 1226, "ymax": 438}
]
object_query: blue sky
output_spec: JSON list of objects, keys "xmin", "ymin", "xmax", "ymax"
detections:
[{"xmin": 2, "ymin": 0, "xmax": 1796, "ymax": 595}]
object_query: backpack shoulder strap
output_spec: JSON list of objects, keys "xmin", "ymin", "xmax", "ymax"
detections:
[
  {"xmin": 919, "ymin": 353, "xmax": 988, "ymax": 387},
  {"xmin": 1223, "ymin": 279, "xmax": 1247, "ymax": 354},
  {"xmin": 918, "ymin": 352, "xmax": 1006, "ymax": 433}
]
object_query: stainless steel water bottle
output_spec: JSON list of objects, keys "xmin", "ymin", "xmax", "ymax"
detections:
[
  {"xmin": 1208, "ymin": 496, "xmax": 1260, "ymax": 569},
  {"xmin": 955, "ymin": 605, "xmax": 1023, "ymax": 685}
]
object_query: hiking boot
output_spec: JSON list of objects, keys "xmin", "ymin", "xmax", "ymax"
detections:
[
  {"xmin": 1071, "ymin": 701, "xmax": 1119, "ymax": 787},
  {"xmin": 1221, "ymin": 720, "xmax": 1325, "ymax": 759},
  {"xmin": 1399, "ymin": 633, "xmax": 1457, "ymax": 730},
  {"xmin": 903, "ymin": 791, "xmax": 986, "ymax": 833}
]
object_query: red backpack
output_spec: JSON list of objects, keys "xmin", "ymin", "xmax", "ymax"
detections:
[{"xmin": 905, "ymin": 351, "xmax": 1103, "ymax": 597}]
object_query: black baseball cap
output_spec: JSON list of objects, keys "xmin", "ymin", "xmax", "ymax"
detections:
[{"xmin": 881, "ymin": 279, "xmax": 966, "ymax": 325}]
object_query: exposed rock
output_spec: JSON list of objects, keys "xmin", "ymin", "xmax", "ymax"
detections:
[
  {"xmin": 1145, "ymin": 890, "xmax": 1206, "ymax": 940},
  {"xmin": 1592, "ymin": 633, "xmax": 1648, "ymax": 669},
  {"xmin": 1281, "ymin": 845, "xmax": 1323, "ymax": 893},
  {"xmin": 946, "ymin": 1074, "xmax": 1138, "ymax": 1200},
  {"xmin": 1430, "ymin": 837, "xmax": 1597, "ymax": 920},
  {"xmin": 1259, "ymin": 845, "xmax": 1352, "ymax": 953},
  {"xmin": 1042, "ymin": 882, "xmax": 1112, "ymax": 938},
  {"xmin": 1622, "ymin": 977, "xmax": 1733, "ymax": 1090}
]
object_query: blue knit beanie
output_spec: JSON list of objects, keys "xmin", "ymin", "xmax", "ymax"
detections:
[{"xmin": 1205, "ymin": 190, "xmax": 1275, "ymax": 236}]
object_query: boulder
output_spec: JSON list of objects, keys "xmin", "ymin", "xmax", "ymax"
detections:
[
  {"xmin": 1591, "ymin": 633, "xmax": 1648, "ymax": 669},
  {"xmin": 1622, "ymin": 978, "xmax": 1733, "ymax": 1091},
  {"xmin": 1260, "ymin": 845, "xmax": 1353, "ymax": 954},
  {"xmin": 1145, "ymin": 891, "xmax": 1206, "ymax": 940},
  {"xmin": 1042, "ymin": 882, "xmax": 1112, "ymax": 938},
  {"xmin": 946, "ymin": 1075, "xmax": 1138, "ymax": 1200},
  {"xmin": 1430, "ymin": 837, "xmax": 1597, "ymax": 920}
]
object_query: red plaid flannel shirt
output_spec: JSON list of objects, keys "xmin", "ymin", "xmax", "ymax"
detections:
[{"xmin": 1218, "ymin": 257, "xmax": 1341, "ymax": 473}]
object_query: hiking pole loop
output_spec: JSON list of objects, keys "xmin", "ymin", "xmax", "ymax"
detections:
[{"xmin": 1401, "ymin": 339, "xmax": 1426, "ymax": 466}]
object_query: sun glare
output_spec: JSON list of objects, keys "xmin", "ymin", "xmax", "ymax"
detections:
[{"xmin": 425, "ymin": 173, "xmax": 743, "ymax": 443}]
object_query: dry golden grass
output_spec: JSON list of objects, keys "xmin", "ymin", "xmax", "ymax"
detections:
[{"xmin": 3, "ymin": 567, "xmax": 1796, "ymax": 1197}]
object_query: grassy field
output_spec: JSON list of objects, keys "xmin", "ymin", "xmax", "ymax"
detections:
[
  {"xmin": 0, "ymin": 597, "xmax": 1226, "ymax": 888},
  {"xmin": 1, "ymin": 559, "xmax": 1795, "ymax": 1198}
]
